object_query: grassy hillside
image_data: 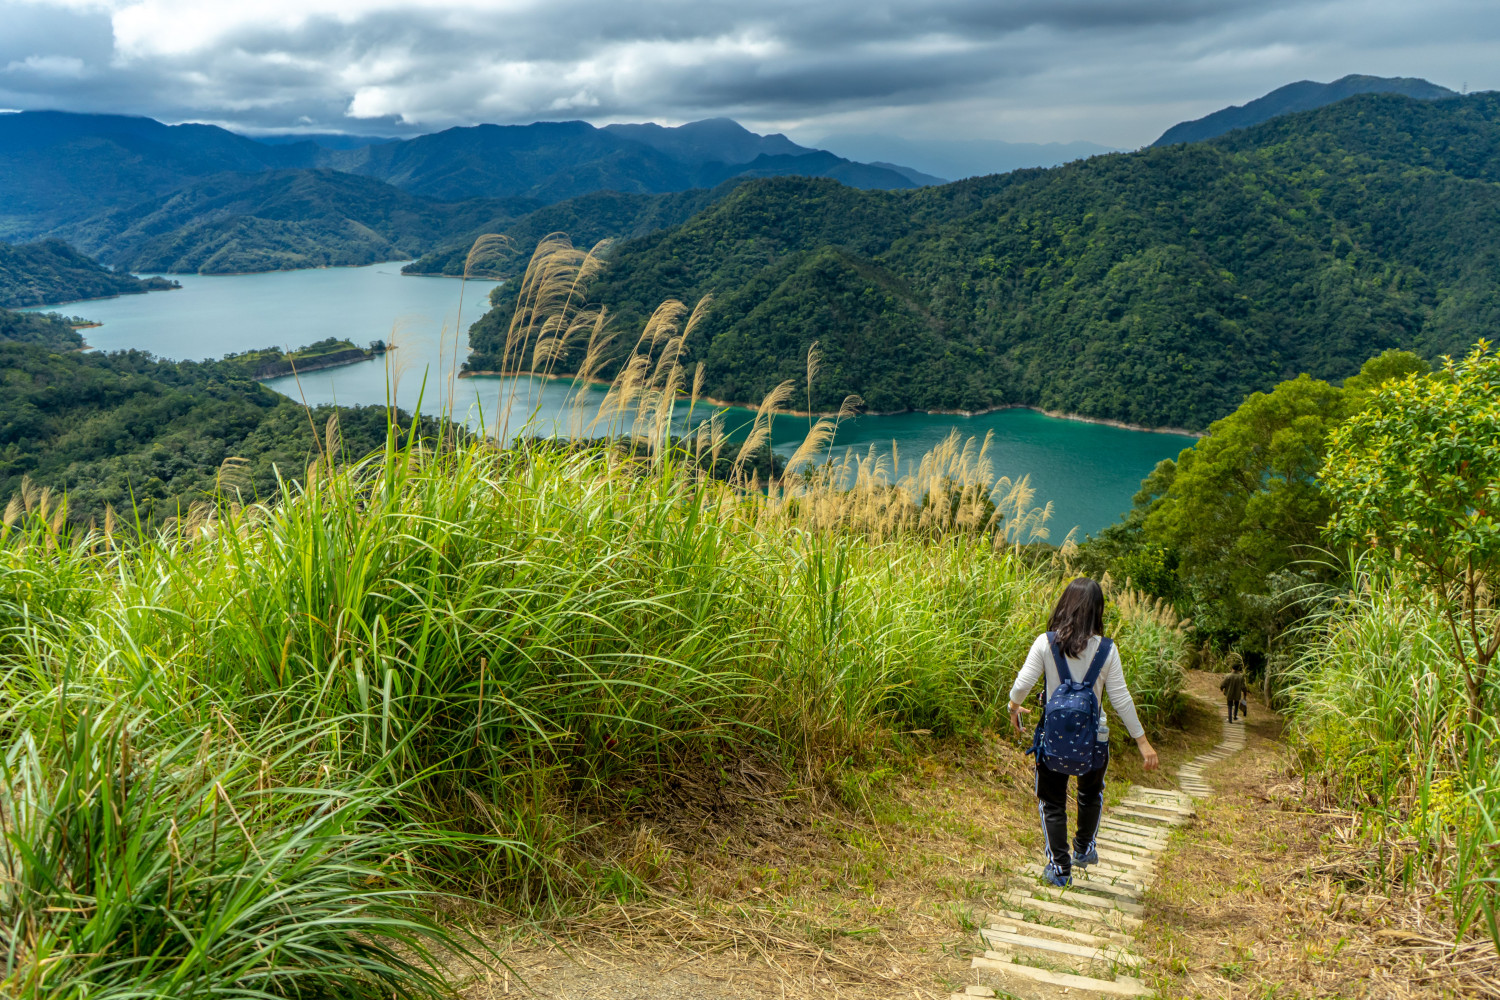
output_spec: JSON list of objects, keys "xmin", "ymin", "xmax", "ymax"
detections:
[
  {"xmin": 0, "ymin": 238, "xmax": 178, "ymax": 308},
  {"xmin": 467, "ymin": 93, "xmax": 1500, "ymax": 429}
]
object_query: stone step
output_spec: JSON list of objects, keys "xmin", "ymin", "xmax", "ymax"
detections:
[
  {"xmin": 1000, "ymin": 890, "xmax": 1141, "ymax": 930},
  {"xmin": 986, "ymin": 916, "xmax": 1134, "ymax": 948},
  {"xmin": 1111, "ymin": 807, "xmax": 1188, "ymax": 826},
  {"xmin": 971, "ymin": 953, "xmax": 1151, "ymax": 996},
  {"xmin": 1095, "ymin": 846, "xmax": 1158, "ymax": 870},
  {"xmin": 981, "ymin": 928, "xmax": 1141, "ymax": 969},
  {"xmin": 1070, "ymin": 860, "xmax": 1152, "ymax": 881},
  {"xmin": 1021, "ymin": 866, "xmax": 1150, "ymax": 897},
  {"xmin": 1098, "ymin": 833, "xmax": 1164, "ymax": 857},
  {"xmin": 1119, "ymin": 798, "xmax": 1196, "ymax": 817},
  {"xmin": 1011, "ymin": 880, "xmax": 1146, "ymax": 916},
  {"xmin": 1096, "ymin": 815, "xmax": 1171, "ymax": 837},
  {"xmin": 1128, "ymin": 784, "xmax": 1194, "ymax": 800}
]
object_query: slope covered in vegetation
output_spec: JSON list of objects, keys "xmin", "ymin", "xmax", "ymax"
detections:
[
  {"xmin": 0, "ymin": 342, "xmax": 404, "ymax": 525},
  {"xmin": 0, "ymin": 238, "xmax": 177, "ymax": 308},
  {"xmin": 467, "ymin": 93, "xmax": 1500, "ymax": 429}
]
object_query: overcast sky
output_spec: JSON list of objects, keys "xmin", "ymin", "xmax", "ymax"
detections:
[{"xmin": 2, "ymin": 0, "xmax": 1496, "ymax": 149}]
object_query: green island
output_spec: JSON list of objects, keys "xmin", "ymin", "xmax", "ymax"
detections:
[{"xmin": 469, "ymin": 92, "xmax": 1500, "ymax": 430}]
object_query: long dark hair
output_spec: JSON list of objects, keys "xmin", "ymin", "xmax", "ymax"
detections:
[{"xmin": 1048, "ymin": 577, "xmax": 1105, "ymax": 657}]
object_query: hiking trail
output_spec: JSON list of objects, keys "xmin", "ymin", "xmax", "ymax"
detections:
[{"xmin": 950, "ymin": 716, "xmax": 1248, "ymax": 999}]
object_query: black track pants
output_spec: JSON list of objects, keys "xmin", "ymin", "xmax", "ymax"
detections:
[
  {"xmin": 1034, "ymin": 746, "xmax": 1108, "ymax": 876},
  {"xmin": 1228, "ymin": 698, "xmax": 1240, "ymax": 722}
]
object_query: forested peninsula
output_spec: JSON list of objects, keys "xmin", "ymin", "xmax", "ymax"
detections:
[
  {"xmin": 468, "ymin": 92, "xmax": 1500, "ymax": 430},
  {"xmin": 0, "ymin": 239, "xmax": 178, "ymax": 308}
]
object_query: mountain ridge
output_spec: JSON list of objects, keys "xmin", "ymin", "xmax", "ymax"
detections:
[{"xmin": 1152, "ymin": 73, "xmax": 1457, "ymax": 146}]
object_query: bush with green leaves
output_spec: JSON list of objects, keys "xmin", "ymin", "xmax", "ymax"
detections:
[{"xmin": 1323, "ymin": 341, "xmax": 1500, "ymax": 724}]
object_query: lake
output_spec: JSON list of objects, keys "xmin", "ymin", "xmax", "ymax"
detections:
[{"xmin": 27, "ymin": 263, "xmax": 1195, "ymax": 538}]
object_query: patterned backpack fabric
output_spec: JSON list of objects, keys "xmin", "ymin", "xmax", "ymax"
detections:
[{"xmin": 1030, "ymin": 631, "xmax": 1113, "ymax": 775}]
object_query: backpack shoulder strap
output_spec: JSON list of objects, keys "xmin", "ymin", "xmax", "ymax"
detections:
[
  {"xmin": 1081, "ymin": 637, "xmax": 1114, "ymax": 688},
  {"xmin": 1045, "ymin": 631, "xmax": 1074, "ymax": 684}
]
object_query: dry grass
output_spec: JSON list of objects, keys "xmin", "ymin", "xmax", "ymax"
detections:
[{"xmin": 1143, "ymin": 671, "xmax": 1499, "ymax": 999}]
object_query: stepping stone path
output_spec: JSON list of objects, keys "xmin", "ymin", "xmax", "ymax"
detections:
[{"xmin": 953, "ymin": 718, "xmax": 1246, "ymax": 999}]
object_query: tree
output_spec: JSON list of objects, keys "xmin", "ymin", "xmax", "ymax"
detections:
[
  {"xmin": 1081, "ymin": 349, "xmax": 1430, "ymax": 654},
  {"xmin": 1323, "ymin": 341, "xmax": 1500, "ymax": 725}
]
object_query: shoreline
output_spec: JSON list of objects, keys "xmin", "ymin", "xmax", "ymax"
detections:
[{"xmin": 457, "ymin": 369, "xmax": 1204, "ymax": 437}]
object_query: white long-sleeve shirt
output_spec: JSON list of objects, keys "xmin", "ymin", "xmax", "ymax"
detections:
[{"xmin": 1008, "ymin": 633, "xmax": 1145, "ymax": 742}]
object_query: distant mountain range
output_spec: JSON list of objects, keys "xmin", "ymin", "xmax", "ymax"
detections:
[
  {"xmin": 1153, "ymin": 74, "xmax": 1456, "ymax": 146},
  {"xmin": 0, "ymin": 111, "xmax": 941, "ymax": 276},
  {"xmin": 468, "ymin": 91, "xmax": 1499, "ymax": 432},
  {"xmin": 807, "ymin": 134, "xmax": 1119, "ymax": 181}
]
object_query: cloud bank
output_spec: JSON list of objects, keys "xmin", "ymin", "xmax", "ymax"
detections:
[{"xmin": 1, "ymin": 0, "xmax": 1496, "ymax": 147}]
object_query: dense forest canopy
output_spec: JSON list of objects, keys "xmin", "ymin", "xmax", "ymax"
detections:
[
  {"xmin": 466, "ymin": 93, "xmax": 1500, "ymax": 430},
  {"xmin": 0, "ymin": 306, "xmax": 85, "ymax": 350},
  {"xmin": 0, "ymin": 342, "xmax": 408, "ymax": 526},
  {"xmin": 0, "ymin": 239, "xmax": 177, "ymax": 308}
]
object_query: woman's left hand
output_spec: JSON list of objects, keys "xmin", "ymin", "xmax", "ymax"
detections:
[{"xmin": 1008, "ymin": 701, "xmax": 1029, "ymax": 732}]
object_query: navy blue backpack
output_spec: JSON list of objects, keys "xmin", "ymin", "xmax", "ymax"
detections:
[{"xmin": 1026, "ymin": 631, "xmax": 1112, "ymax": 775}]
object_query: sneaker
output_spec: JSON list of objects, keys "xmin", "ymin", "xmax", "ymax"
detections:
[
  {"xmin": 1073, "ymin": 845, "xmax": 1099, "ymax": 869},
  {"xmin": 1043, "ymin": 863, "xmax": 1072, "ymax": 887}
]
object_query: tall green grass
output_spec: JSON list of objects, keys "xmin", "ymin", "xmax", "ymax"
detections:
[
  {"xmin": 1287, "ymin": 565, "xmax": 1500, "ymax": 952},
  {"xmin": 0, "ymin": 235, "xmax": 1188, "ymax": 996}
]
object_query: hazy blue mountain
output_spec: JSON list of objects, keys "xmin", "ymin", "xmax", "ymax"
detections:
[
  {"xmin": 56, "ymin": 169, "xmax": 535, "ymax": 274},
  {"xmin": 0, "ymin": 110, "xmax": 933, "ymax": 271},
  {"xmin": 1152, "ymin": 74, "xmax": 1457, "ymax": 146},
  {"xmin": 0, "ymin": 111, "xmax": 308, "ymax": 239},
  {"xmin": 247, "ymin": 132, "xmax": 400, "ymax": 150},
  {"xmin": 0, "ymin": 238, "xmax": 178, "ymax": 308},
  {"xmin": 602, "ymin": 118, "xmax": 807, "ymax": 165},
  {"xmin": 808, "ymin": 132, "xmax": 1117, "ymax": 181},
  {"xmin": 326, "ymin": 120, "xmax": 920, "ymax": 201},
  {"xmin": 867, "ymin": 161, "xmax": 950, "ymax": 186}
]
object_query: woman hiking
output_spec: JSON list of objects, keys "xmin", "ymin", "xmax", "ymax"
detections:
[{"xmin": 1008, "ymin": 577, "xmax": 1158, "ymax": 887}]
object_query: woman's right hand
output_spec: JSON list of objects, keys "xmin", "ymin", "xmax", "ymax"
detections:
[{"xmin": 1136, "ymin": 735, "xmax": 1159, "ymax": 772}]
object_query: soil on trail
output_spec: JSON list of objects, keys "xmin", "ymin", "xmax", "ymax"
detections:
[{"xmin": 455, "ymin": 673, "xmax": 1481, "ymax": 998}]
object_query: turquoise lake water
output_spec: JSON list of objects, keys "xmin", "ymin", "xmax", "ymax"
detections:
[{"xmin": 28, "ymin": 263, "xmax": 1195, "ymax": 537}]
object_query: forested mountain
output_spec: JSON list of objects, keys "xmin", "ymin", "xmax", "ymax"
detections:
[
  {"xmin": 467, "ymin": 92, "xmax": 1500, "ymax": 430},
  {"xmin": 55, "ymin": 170, "xmax": 537, "ymax": 274},
  {"xmin": 1152, "ymin": 74, "xmax": 1455, "ymax": 146},
  {"xmin": 0, "ymin": 239, "xmax": 178, "ymax": 308},
  {"xmin": 0, "ymin": 342, "xmax": 408, "ymax": 525},
  {"xmin": 0, "ymin": 112, "xmax": 308, "ymax": 239},
  {"xmin": 0, "ymin": 111, "xmax": 924, "ymax": 273},
  {"xmin": 403, "ymin": 185, "xmax": 736, "ymax": 276}
]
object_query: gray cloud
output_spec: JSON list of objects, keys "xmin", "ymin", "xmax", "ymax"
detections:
[{"xmin": 0, "ymin": 0, "xmax": 1495, "ymax": 149}]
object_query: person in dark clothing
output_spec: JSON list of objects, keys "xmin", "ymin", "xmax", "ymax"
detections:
[
  {"xmin": 1220, "ymin": 663, "xmax": 1248, "ymax": 722},
  {"xmin": 1008, "ymin": 578, "xmax": 1159, "ymax": 887}
]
